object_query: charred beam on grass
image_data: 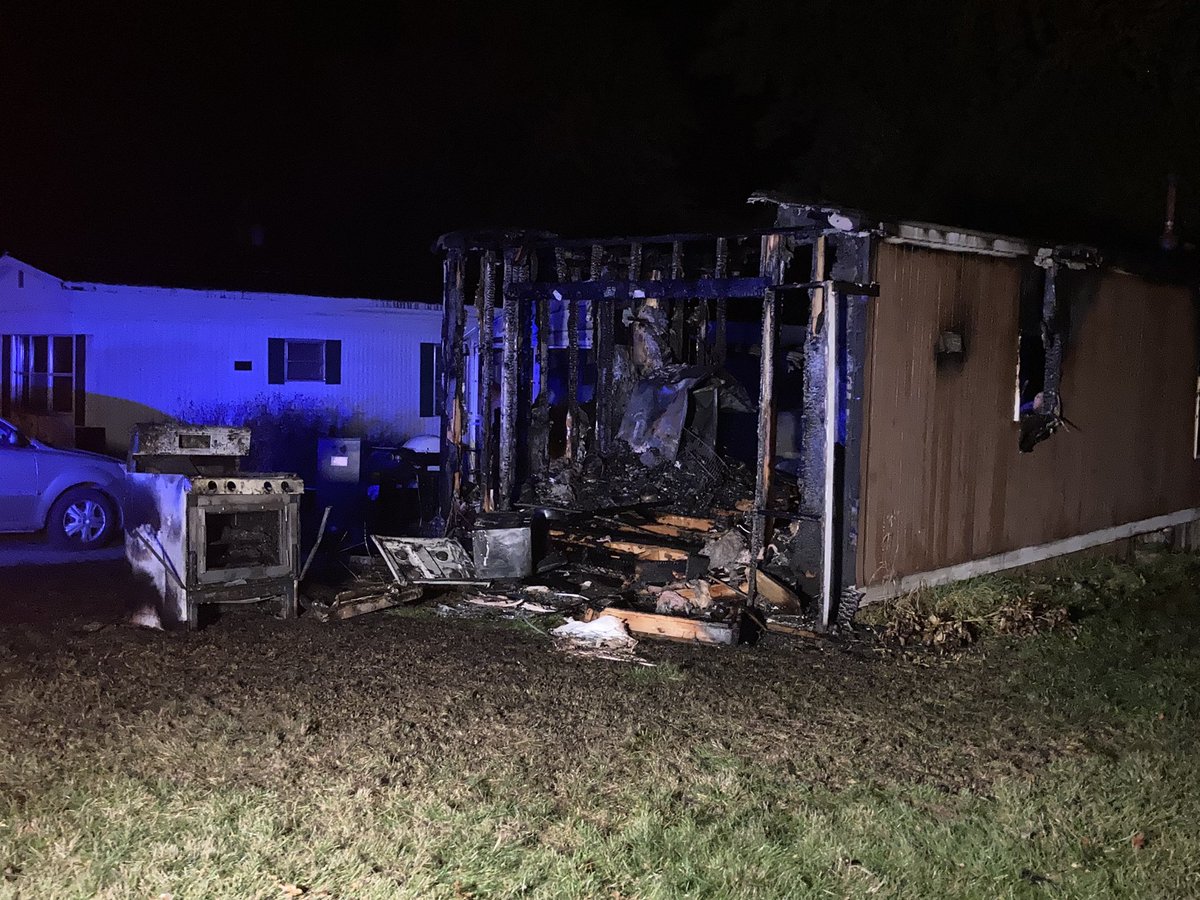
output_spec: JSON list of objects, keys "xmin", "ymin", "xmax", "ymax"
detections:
[{"xmin": 438, "ymin": 248, "xmax": 466, "ymax": 529}]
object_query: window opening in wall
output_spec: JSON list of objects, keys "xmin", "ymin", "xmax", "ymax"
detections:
[
  {"xmin": 285, "ymin": 339, "xmax": 326, "ymax": 382},
  {"xmin": 267, "ymin": 338, "xmax": 341, "ymax": 385},
  {"xmin": 1015, "ymin": 267, "xmax": 1046, "ymax": 422},
  {"xmin": 420, "ymin": 342, "xmax": 442, "ymax": 417},
  {"xmin": 1194, "ymin": 375, "xmax": 1199, "ymax": 461},
  {"xmin": 8, "ymin": 335, "xmax": 76, "ymax": 413}
]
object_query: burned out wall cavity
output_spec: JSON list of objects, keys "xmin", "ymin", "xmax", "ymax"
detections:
[
  {"xmin": 1019, "ymin": 249, "xmax": 1101, "ymax": 452},
  {"xmin": 437, "ymin": 221, "xmax": 879, "ymax": 628}
]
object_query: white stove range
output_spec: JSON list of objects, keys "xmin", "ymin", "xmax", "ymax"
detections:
[{"xmin": 123, "ymin": 424, "xmax": 304, "ymax": 628}]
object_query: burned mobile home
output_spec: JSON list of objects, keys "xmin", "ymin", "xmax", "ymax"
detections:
[{"xmin": 432, "ymin": 197, "xmax": 1200, "ymax": 629}]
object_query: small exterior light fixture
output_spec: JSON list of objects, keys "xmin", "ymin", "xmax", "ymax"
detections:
[{"xmin": 936, "ymin": 330, "xmax": 963, "ymax": 355}]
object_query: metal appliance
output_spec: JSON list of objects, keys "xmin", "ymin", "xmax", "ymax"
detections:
[{"xmin": 124, "ymin": 423, "xmax": 303, "ymax": 628}]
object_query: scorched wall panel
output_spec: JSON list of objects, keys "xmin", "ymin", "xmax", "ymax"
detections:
[{"xmin": 859, "ymin": 241, "xmax": 1200, "ymax": 585}]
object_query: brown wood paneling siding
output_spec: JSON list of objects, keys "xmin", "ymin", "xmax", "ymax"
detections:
[{"xmin": 860, "ymin": 242, "xmax": 1200, "ymax": 584}]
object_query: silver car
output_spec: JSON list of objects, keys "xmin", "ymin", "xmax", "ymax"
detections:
[{"xmin": 0, "ymin": 417, "xmax": 125, "ymax": 548}]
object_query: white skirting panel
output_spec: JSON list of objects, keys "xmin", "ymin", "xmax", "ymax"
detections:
[{"xmin": 859, "ymin": 507, "xmax": 1200, "ymax": 606}]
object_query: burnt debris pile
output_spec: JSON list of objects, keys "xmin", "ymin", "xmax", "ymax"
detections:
[{"xmin": 300, "ymin": 213, "xmax": 881, "ymax": 644}]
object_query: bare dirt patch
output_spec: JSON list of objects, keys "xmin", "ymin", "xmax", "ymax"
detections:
[{"xmin": 0, "ymin": 561, "xmax": 1070, "ymax": 796}]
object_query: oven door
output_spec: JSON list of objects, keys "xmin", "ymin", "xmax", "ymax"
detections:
[{"xmin": 189, "ymin": 494, "xmax": 298, "ymax": 585}]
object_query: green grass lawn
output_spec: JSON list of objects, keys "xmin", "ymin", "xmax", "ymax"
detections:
[{"xmin": 1, "ymin": 551, "xmax": 1199, "ymax": 898}]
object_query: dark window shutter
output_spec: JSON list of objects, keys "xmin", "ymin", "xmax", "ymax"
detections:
[
  {"xmin": 324, "ymin": 340, "xmax": 342, "ymax": 385},
  {"xmin": 1, "ymin": 335, "xmax": 11, "ymax": 418},
  {"xmin": 268, "ymin": 338, "xmax": 285, "ymax": 384},
  {"xmin": 435, "ymin": 345, "xmax": 444, "ymax": 412},
  {"xmin": 420, "ymin": 342, "xmax": 436, "ymax": 417}
]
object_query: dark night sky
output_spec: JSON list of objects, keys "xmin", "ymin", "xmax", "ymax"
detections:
[{"xmin": 3, "ymin": 2, "xmax": 1198, "ymax": 298}]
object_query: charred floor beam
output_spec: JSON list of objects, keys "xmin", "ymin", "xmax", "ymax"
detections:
[{"xmin": 438, "ymin": 248, "xmax": 466, "ymax": 529}]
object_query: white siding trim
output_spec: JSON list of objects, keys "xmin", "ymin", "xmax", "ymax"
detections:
[
  {"xmin": 859, "ymin": 507, "xmax": 1200, "ymax": 605},
  {"xmin": 820, "ymin": 286, "xmax": 839, "ymax": 627},
  {"xmin": 883, "ymin": 223, "xmax": 1033, "ymax": 258}
]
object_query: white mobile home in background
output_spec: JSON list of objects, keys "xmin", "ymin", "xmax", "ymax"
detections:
[{"xmin": 0, "ymin": 253, "xmax": 446, "ymax": 474}]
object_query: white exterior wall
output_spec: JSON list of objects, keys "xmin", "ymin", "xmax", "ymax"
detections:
[
  {"xmin": 0, "ymin": 256, "xmax": 74, "ymax": 328},
  {"xmin": 70, "ymin": 283, "xmax": 444, "ymax": 453},
  {"xmin": 0, "ymin": 255, "xmax": 444, "ymax": 458},
  {"xmin": 0, "ymin": 257, "xmax": 83, "ymax": 445}
]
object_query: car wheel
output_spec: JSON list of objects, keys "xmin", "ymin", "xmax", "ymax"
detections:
[{"xmin": 48, "ymin": 488, "xmax": 117, "ymax": 549}]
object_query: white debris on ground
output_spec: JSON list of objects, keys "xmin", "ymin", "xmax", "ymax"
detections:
[
  {"xmin": 465, "ymin": 595, "xmax": 557, "ymax": 614},
  {"xmin": 127, "ymin": 604, "xmax": 164, "ymax": 630},
  {"xmin": 550, "ymin": 615, "xmax": 653, "ymax": 665}
]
